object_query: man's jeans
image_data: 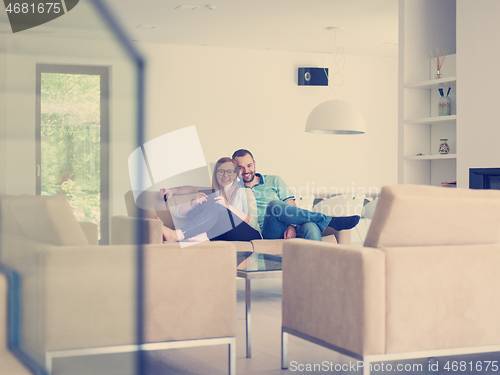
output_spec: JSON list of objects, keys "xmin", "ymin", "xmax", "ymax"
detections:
[{"xmin": 262, "ymin": 200, "xmax": 331, "ymax": 241}]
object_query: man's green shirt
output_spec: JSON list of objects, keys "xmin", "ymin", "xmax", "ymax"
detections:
[{"xmin": 243, "ymin": 173, "xmax": 295, "ymax": 230}]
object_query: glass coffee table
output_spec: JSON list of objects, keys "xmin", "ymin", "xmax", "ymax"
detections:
[{"xmin": 236, "ymin": 251, "xmax": 282, "ymax": 358}]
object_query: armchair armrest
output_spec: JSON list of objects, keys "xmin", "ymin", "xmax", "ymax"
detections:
[
  {"xmin": 110, "ymin": 215, "xmax": 163, "ymax": 244},
  {"xmin": 282, "ymin": 239, "xmax": 385, "ymax": 356},
  {"xmin": 143, "ymin": 242, "xmax": 236, "ymax": 342}
]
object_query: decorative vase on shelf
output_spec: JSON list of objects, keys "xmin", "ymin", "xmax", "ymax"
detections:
[
  {"xmin": 438, "ymin": 87, "xmax": 451, "ymax": 116},
  {"xmin": 439, "ymin": 139, "xmax": 450, "ymax": 154},
  {"xmin": 431, "ymin": 47, "xmax": 448, "ymax": 80}
]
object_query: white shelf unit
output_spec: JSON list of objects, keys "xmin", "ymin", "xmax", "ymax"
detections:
[
  {"xmin": 399, "ymin": 0, "xmax": 457, "ymax": 187},
  {"xmin": 405, "ymin": 76, "xmax": 456, "ymax": 90},
  {"xmin": 405, "ymin": 114, "xmax": 456, "ymax": 125},
  {"xmin": 405, "ymin": 154, "xmax": 457, "ymax": 161}
]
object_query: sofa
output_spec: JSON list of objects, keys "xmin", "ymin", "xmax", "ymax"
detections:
[
  {"xmin": 0, "ymin": 194, "xmax": 237, "ymax": 374},
  {"xmin": 281, "ymin": 185, "xmax": 500, "ymax": 374},
  {"xmin": 111, "ymin": 189, "xmax": 351, "ymax": 252}
]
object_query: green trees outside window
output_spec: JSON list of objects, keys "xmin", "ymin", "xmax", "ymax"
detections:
[{"xmin": 40, "ymin": 72, "xmax": 101, "ymax": 234}]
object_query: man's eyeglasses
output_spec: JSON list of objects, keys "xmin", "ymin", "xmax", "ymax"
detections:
[{"xmin": 217, "ymin": 169, "xmax": 236, "ymax": 176}]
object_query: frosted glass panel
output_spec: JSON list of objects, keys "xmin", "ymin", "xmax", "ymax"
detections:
[{"xmin": 0, "ymin": 0, "xmax": 143, "ymax": 373}]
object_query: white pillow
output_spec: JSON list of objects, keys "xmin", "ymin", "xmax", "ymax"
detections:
[
  {"xmin": 313, "ymin": 195, "xmax": 364, "ymax": 217},
  {"xmin": 295, "ymin": 194, "xmax": 315, "ymax": 211},
  {"xmin": 11, "ymin": 194, "xmax": 89, "ymax": 246}
]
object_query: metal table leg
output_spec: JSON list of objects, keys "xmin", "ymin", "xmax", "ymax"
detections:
[
  {"xmin": 229, "ymin": 338, "xmax": 236, "ymax": 375},
  {"xmin": 281, "ymin": 329, "xmax": 288, "ymax": 369}
]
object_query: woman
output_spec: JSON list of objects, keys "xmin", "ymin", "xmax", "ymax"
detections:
[{"xmin": 161, "ymin": 157, "xmax": 261, "ymax": 243}]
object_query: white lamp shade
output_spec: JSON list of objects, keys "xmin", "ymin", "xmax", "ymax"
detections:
[{"xmin": 306, "ymin": 100, "xmax": 365, "ymax": 134}]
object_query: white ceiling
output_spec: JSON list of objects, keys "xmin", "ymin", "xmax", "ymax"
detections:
[
  {"xmin": 104, "ymin": 0, "xmax": 399, "ymax": 57},
  {"xmin": 0, "ymin": 0, "xmax": 398, "ymax": 57}
]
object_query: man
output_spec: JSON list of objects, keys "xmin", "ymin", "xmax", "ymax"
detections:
[{"xmin": 232, "ymin": 149, "xmax": 359, "ymax": 241}]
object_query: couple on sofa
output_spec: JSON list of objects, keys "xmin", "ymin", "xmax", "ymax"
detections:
[{"xmin": 160, "ymin": 149, "xmax": 360, "ymax": 243}]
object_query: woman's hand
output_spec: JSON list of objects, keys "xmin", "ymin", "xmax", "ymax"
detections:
[
  {"xmin": 216, "ymin": 195, "xmax": 249, "ymax": 223},
  {"xmin": 191, "ymin": 192, "xmax": 208, "ymax": 207},
  {"xmin": 214, "ymin": 195, "xmax": 230, "ymax": 209},
  {"xmin": 160, "ymin": 188, "xmax": 174, "ymax": 200}
]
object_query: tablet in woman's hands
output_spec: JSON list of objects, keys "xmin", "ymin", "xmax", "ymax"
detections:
[
  {"xmin": 199, "ymin": 189, "xmax": 216, "ymax": 196},
  {"xmin": 199, "ymin": 189, "xmax": 217, "ymax": 208}
]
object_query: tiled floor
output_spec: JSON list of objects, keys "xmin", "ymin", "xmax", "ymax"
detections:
[
  {"xmin": 52, "ymin": 271, "xmax": 500, "ymax": 375},
  {"xmin": 142, "ymin": 278, "xmax": 500, "ymax": 375}
]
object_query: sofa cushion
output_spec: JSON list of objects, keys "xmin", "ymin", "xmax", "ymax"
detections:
[
  {"xmin": 251, "ymin": 239, "xmax": 287, "ymax": 255},
  {"xmin": 228, "ymin": 241, "xmax": 254, "ymax": 252},
  {"xmin": 79, "ymin": 222, "xmax": 99, "ymax": 245},
  {"xmin": 0, "ymin": 194, "xmax": 25, "ymax": 237},
  {"xmin": 9, "ymin": 194, "xmax": 89, "ymax": 246},
  {"xmin": 126, "ymin": 190, "xmax": 165, "ymax": 220},
  {"xmin": 365, "ymin": 185, "xmax": 500, "ymax": 249},
  {"xmin": 321, "ymin": 233, "xmax": 340, "ymax": 244},
  {"xmin": 125, "ymin": 190, "xmax": 197, "ymax": 230}
]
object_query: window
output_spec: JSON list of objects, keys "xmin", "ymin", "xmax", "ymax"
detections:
[{"xmin": 36, "ymin": 64, "xmax": 109, "ymax": 243}]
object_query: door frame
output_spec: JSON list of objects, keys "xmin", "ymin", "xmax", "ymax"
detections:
[{"xmin": 35, "ymin": 64, "xmax": 110, "ymax": 244}]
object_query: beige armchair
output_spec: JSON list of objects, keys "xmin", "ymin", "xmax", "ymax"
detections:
[
  {"xmin": 0, "ymin": 194, "xmax": 236, "ymax": 374},
  {"xmin": 281, "ymin": 185, "xmax": 500, "ymax": 375}
]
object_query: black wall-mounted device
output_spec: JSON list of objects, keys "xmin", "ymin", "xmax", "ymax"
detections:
[{"xmin": 298, "ymin": 67, "xmax": 328, "ymax": 86}]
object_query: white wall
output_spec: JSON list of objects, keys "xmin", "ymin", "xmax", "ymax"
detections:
[
  {"xmin": 1, "ymin": 31, "xmax": 398, "ymax": 219},
  {"xmin": 141, "ymin": 43, "xmax": 398, "ymax": 197},
  {"xmin": 457, "ymin": 0, "xmax": 500, "ymax": 188}
]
